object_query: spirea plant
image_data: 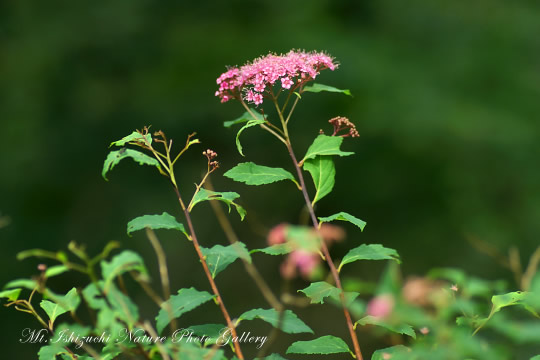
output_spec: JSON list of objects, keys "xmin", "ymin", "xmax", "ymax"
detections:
[{"xmin": 1, "ymin": 49, "xmax": 539, "ymax": 360}]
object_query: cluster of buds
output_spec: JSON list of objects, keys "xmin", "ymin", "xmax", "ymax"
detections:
[
  {"xmin": 327, "ymin": 116, "xmax": 359, "ymax": 137},
  {"xmin": 216, "ymin": 50, "xmax": 337, "ymax": 106},
  {"xmin": 203, "ymin": 149, "xmax": 219, "ymax": 171}
]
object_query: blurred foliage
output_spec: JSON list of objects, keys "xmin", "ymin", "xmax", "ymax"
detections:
[{"xmin": 1, "ymin": 0, "xmax": 539, "ymax": 358}]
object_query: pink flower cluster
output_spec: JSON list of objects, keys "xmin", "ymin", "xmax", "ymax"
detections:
[{"xmin": 216, "ymin": 50, "xmax": 337, "ymax": 106}]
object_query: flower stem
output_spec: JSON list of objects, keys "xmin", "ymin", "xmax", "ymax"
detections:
[
  {"xmin": 285, "ymin": 141, "xmax": 363, "ymax": 360},
  {"xmin": 172, "ymin": 186, "xmax": 245, "ymax": 359}
]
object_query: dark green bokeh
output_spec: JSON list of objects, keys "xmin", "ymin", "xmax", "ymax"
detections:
[{"xmin": 1, "ymin": 0, "xmax": 539, "ymax": 358}]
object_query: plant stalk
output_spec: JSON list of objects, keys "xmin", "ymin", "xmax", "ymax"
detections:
[{"xmin": 172, "ymin": 186, "xmax": 244, "ymax": 359}]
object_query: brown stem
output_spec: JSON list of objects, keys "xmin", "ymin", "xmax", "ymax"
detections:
[
  {"xmin": 286, "ymin": 142, "xmax": 363, "ymax": 360},
  {"xmin": 206, "ymin": 179, "xmax": 283, "ymax": 311},
  {"xmin": 173, "ymin": 187, "xmax": 245, "ymax": 360}
]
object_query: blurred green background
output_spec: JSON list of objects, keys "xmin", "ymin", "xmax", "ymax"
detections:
[{"xmin": 1, "ymin": 0, "xmax": 539, "ymax": 358}]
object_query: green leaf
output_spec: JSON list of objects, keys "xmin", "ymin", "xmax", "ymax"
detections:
[
  {"xmin": 339, "ymin": 244, "xmax": 401, "ymax": 272},
  {"xmin": 40, "ymin": 288, "xmax": 80, "ymax": 325},
  {"xmin": 127, "ymin": 212, "xmax": 188, "ymax": 238},
  {"xmin": 304, "ymin": 156, "xmax": 335, "ymax": 204},
  {"xmin": 303, "ymin": 83, "xmax": 352, "ymax": 96},
  {"xmin": 224, "ymin": 109, "xmax": 263, "ymax": 128},
  {"xmin": 106, "ymin": 284, "xmax": 139, "ymax": 328},
  {"xmin": 101, "ymin": 250, "xmax": 148, "ymax": 289},
  {"xmin": 250, "ymin": 243, "xmax": 293, "ymax": 256},
  {"xmin": 355, "ymin": 315, "xmax": 416, "ymax": 339},
  {"xmin": 492, "ymin": 291, "xmax": 527, "ymax": 313},
  {"xmin": 286, "ymin": 226, "xmax": 321, "ymax": 253},
  {"xmin": 4, "ymin": 278, "xmax": 36, "ymax": 290},
  {"xmin": 38, "ymin": 344, "xmax": 70, "ymax": 360},
  {"xmin": 102, "ymin": 148, "xmax": 160, "ymax": 180},
  {"xmin": 200, "ymin": 242, "xmax": 252, "ymax": 278},
  {"xmin": 0, "ymin": 288, "xmax": 22, "ymax": 302},
  {"xmin": 530, "ymin": 356, "xmax": 540, "ymax": 360},
  {"xmin": 40, "ymin": 300, "xmax": 69, "ymax": 324},
  {"xmin": 224, "ymin": 162, "xmax": 298, "ymax": 187},
  {"xmin": 44, "ymin": 265, "xmax": 69, "ymax": 278},
  {"xmin": 302, "ymin": 135, "xmax": 354, "ymax": 162},
  {"xmin": 236, "ymin": 119, "xmax": 266, "ymax": 156},
  {"xmin": 238, "ymin": 308, "xmax": 313, "ymax": 334},
  {"xmin": 156, "ymin": 287, "xmax": 215, "ymax": 334},
  {"xmin": 299, "ymin": 282, "xmax": 341, "ymax": 304},
  {"xmin": 190, "ymin": 188, "xmax": 246, "ymax": 220},
  {"xmin": 109, "ymin": 131, "xmax": 152, "ymax": 147},
  {"xmin": 319, "ymin": 211, "xmax": 366, "ymax": 232},
  {"xmin": 185, "ymin": 323, "xmax": 226, "ymax": 345},
  {"xmin": 371, "ymin": 345, "xmax": 411, "ymax": 360},
  {"xmin": 286, "ymin": 335, "xmax": 350, "ymax": 355},
  {"xmin": 256, "ymin": 354, "xmax": 289, "ymax": 360}
]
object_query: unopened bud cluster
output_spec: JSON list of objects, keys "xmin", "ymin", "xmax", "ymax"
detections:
[
  {"xmin": 329, "ymin": 116, "xmax": 359, "ymax": 137},
  {"xmin": 203, "ymin": 149, "xmax": 219, "ymax": 169}
]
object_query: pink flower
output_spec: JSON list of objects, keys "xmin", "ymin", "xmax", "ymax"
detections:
[
  {"xmin": 215, "ymin": 50, "xmax": 338, "ymax": 106},
  {"xmin": 267, "ymin": 223, "xmax": 287, "ymax": 245},
  {"xmin": 366, "ymin": 294, "xmax": 395, "ymax": 319},
  {"xmin": 280, "ymin": 250, "xmax": 320, "ymax": 279},
  {"xmin": 281, "ymin": 77, "xmax": 293, "ymax": 89}
]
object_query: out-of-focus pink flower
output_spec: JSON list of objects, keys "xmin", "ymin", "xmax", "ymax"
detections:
[
  {"xmin": 280, "ymin": 250, "xmax": 321, "ymax": 280},
  {"xmin": 366, "ymin": 294, "xmax": 395, "ymax": 319},
  {"xmin": 319, "ymin": 223, "xmax": 345, "ymax": 244},
  {"xmin": 215, "ymin": 50, "xmax": 337, "ymax": 106},
  {"xmin": 420, "ymin": 327, "xmax": 429, "ymax": 335},
  {"xmin": 267, "ymin": 223, "xmax": 287, "ymax": 245}
]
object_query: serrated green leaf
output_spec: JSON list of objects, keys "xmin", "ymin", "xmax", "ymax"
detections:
[
  {"xmin": 109, "ymin": 131, "xmax": 152, "ymax": 147},
  {"xmin": 4, "ymin": 278, "xmax": 36, "ymax": 290},
  {"xmin": 101, "ymin": 250, "xmax": 148, "ymax": 289},
  {"xmin": 102, "ymin": 148, "xmax": 160, "ymax": 180},
  {"xmin": 0, "ymin": 288, "xmax": 22, "ymax": 302},
  {"xmin": 238, "ymin": 308, "xmax": 313, "ymax": 334},
  {"xmin": 224, "ymin": 109, "xmax": 263, "ymax": 128},
  {"xmin": 236, "ymin": 119, "xmax": 265, "ymax": 156},
  {"xmin": 156, "ymin": 288, "xmax": 215, "ymax": 334},
  {"xmin": 190, "ymin": 188, "xmax": 246, "ymax": 220},
  {"xmin": 250, "ymin": 243, "xmax": 293, "ymax": 256},
  {"xmin": 339, "ymin": 244, "xmax": 400, "ymax": 272},
  {"xmin": 299, "ymin": 282, "xmax": 341, "ymax": 304},
  {"xmin": 286, "ymin": 335, "xmax": 350, "ymax": 355},
  {"xmin": 127, "ymin": 212, "xmax": 188, "ymax": 238},
  {"xmin": 224, "ymin": 162, "xmax": 298, "ymax": 187},
  {"xmin": 304, "ymin": 156, "xmax": 335, "ymax": 204},
  {"xmin": 355, "ymin": 315, "xmax": 416, "ymax": 339},
  {"xmin": 40, "ymin": 300, "xmax": 69, "ymax": 325},
  {"xmin": 371, "ymin": 345, "xmax": 411, "ymax": 360},
  {"xmin": 201, "ymin": 242, "xmax": 251, "ymax": 278},
  {"xmin": 40, "ymin": 288, "xmax": 80, "ymax": 325},
  {"xmin": 44, "ymin": 265, "xmax": 69, "ymax": 278},
  {"xmin": 300, "ymin": 282, "xmax": 359, "ymax": 308},
  {"xmin": 530, "ymin": 355, "xmax": 540, "ymax": 360},
  {"xmin": 319, "ymin": 211, "xmax": 366, "ymax": 231},
  {"xmin": 303, "ymin": 83, "xmax": 352, "ymax": 96},
  {"xmin": 302, "ymin": 135, "xmax": 354, "ymax": 163}
]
